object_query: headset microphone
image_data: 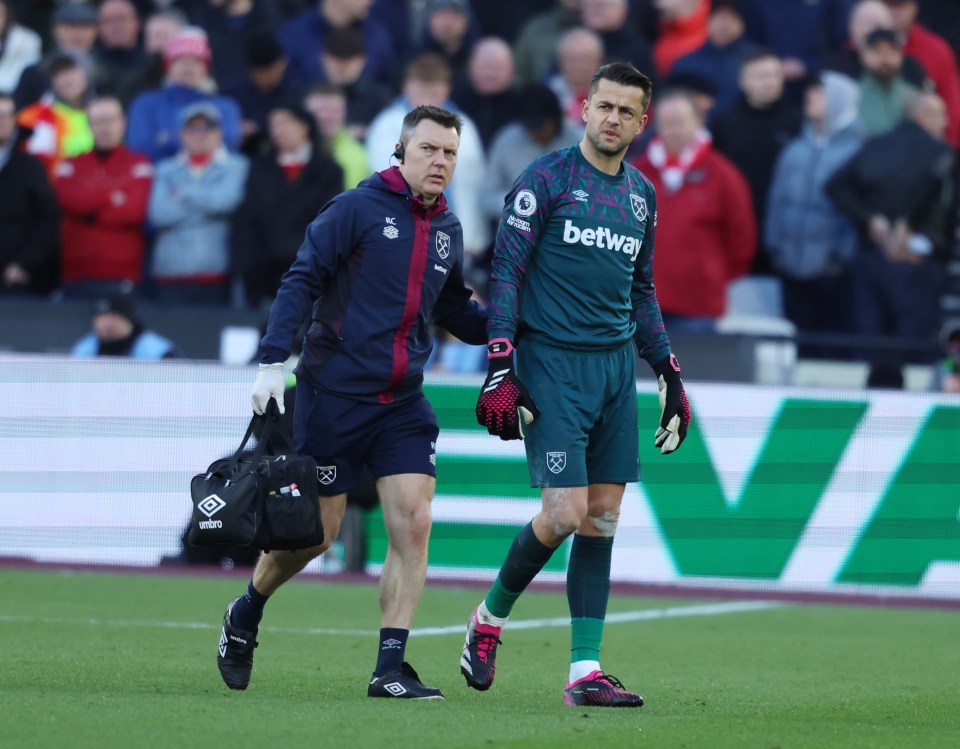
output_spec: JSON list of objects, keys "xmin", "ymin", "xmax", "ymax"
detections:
[{"xmin": 393, "ymin": 143, "xmax": 405, "ymax": 163}]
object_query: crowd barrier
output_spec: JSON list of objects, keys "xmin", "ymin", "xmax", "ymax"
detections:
[{"xmin": 1, "ymin": 355, "xmax": 957, "ymax": 602}]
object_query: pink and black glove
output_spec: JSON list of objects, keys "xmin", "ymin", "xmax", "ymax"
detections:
[
  {"xmin": 652, "ymin": 354, "xmax": 691, "ymax": 454},
  {"xmin": 475, "ymin": 338, "xmax": 540, "ymax": 440}
]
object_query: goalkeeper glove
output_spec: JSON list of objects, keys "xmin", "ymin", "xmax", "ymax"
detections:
[
  {"xmin": 475, "ymin": 338, "xmax": 540, "ymax": 440},
  {"xmin": 652, "ymin": 354, "xmax": 690, "ymax": 454},
  {"xmin": 251, "ymin": 362, "xmax": 285, "ymax": 416}
]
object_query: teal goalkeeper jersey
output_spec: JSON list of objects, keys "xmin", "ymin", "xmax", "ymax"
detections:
[{"xmin": 488, "ymin": 144, "xmax": 671, "ymax": 364}]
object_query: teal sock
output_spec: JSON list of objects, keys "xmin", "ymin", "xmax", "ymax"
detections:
[
  {"xmin": 484, "ymin": 522, "xmax": 557, "ymax": 619},
  {"xmin": 567, "ymin": 534, "xmax": 613, "ymax": 662}
]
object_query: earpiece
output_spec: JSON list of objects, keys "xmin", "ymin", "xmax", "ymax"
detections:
[{"xmin": 393, "ymin": 142, "xmax": 405, "ymax": 163}]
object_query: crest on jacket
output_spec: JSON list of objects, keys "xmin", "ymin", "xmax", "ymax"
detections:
[{"xmin": 436, "ymin": 231, "xmax": 450, "ymax": 259}]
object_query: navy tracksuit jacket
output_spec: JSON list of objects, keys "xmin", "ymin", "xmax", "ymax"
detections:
[{"xmin": 260, "ymin": 167, "xmax": 487, "ymax": 403}]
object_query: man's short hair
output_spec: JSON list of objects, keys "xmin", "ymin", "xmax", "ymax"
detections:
[
  {"xmin": 517, "ymin": 83, "xmax": 563, "ymax": 132},
  {"xmin": 49, "ymin": 51, "xmax": 84, "ymax": 78},
  {"xmin": 245, "ymin": 31, "xmax": 284, "ymax": 69},
  {"xmin": 864, "ymin": 27, "xmax": 900, "ymax": 49},
  {"xmin": 588, "ymin": 62, "xmax": 653, "ymax": 108},
  {"xmin": 87, "ymin": 93, "xmax": 124, "ymax": 113},
  {"xmin": 399, "ymin": 105, "xmax": 463, "ymax": 146},
  {"xmin": 404, "ymin": 53, "xmax": 452, "ymax": 85},
  {"xmin": 741, "ymin": 47, "xmax": 780, "ymax": 69},
  {"xmin": 324, "ymin": 26, "xmax": 365, "ymax": 59}
]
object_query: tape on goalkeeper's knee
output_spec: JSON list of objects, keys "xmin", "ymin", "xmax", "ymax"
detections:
[{"xmin": 588, "ymin": 512, "xmax": 619, "ymax": 537}]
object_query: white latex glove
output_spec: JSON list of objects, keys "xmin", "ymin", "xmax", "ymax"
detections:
[{"xmin": 251, "ymin": 362, "xmax": 285, "ymax": 415}]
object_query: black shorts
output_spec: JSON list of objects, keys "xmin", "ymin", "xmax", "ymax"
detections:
[{"xmin": 293, "ymin": 381, "xmax": 439, "ymax": 496}]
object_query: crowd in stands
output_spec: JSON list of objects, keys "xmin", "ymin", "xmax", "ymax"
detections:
[{"xmin": 0, "ymin": 0, "xmax": 958, "ymax": 371}]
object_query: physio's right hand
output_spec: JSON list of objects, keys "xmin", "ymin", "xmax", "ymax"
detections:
[{"xmin": 251, "ymin": 362, "xmax": 285, "ymax": 415}]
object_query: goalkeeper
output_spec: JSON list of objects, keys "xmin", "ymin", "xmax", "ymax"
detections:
[{"xmin": 464, "ymin": 63, "xmax": 691, "ymax": 708}]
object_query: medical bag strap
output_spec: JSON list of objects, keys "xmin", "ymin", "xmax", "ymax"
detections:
[
  {"xmin": 262, "ymin": 399, "xmax": 295, "ymax": 456},
  {"xmin": 225, "ymin": 408, "xmax": 279, "ymax": 476}
]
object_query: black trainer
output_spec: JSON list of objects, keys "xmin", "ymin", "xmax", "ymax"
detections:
[
  {"xmin": 367, "ymin": 661, "xmax": 444, "ymax": 700},
  {"xmin": 563, "ymin": 670, "xmax": 643, "ymax": 707},
  {"xmin": 217, "ymin": 597, "xmax": 258, "ymax": 690}
]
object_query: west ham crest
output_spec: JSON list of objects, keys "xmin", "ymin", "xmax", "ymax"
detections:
[
  {"xmin": 436, "ymin": 231, "xmax": 450, "ymax": 259},
  {"xmin": 546, "ymin": 452, "xmax": 567, "ymax": 474},
  {"xmin": 317, "ymin": 465, "xmax": 337, "ymax": 486},
  {"xmin": 630, "ymin": 194, "xmax": 647, "ymax": 223}
]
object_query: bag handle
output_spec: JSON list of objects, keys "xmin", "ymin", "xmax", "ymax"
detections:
[
  {"xmin": 224, "ymin": 403, "xmax": 280, "ymax": 477},
  {"xmin": 263, "ymin": 398, "xmax": 296, "ymax": 455}
]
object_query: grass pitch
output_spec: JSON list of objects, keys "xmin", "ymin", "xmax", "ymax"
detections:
[{"xmin": 1, "ymin": 568, "xmax": 957, "ymax": 749}]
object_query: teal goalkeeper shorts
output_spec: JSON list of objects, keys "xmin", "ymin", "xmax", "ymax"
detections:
[{"xmin": 517, "ymin": 339, "xmax": 640, "ymax": 488}]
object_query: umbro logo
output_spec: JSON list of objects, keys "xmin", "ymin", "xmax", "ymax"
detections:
[
  {"xmin": 383, "ymin": 681, "xmax": 407, "ymax": 696},
  {"xmin": 572, "ymin": 190, "xmax": 589, "ymax": 202},
  {"xmin": 382, "ymin": 638, "xmax": 403, "ymax": 649},
  {"xmin": 198, "ymin": 494, "xmax": 226, "ymax": 518},
  {"xmin": 218, "ymin": 628, "xmax": 228, "ymax": 658}
]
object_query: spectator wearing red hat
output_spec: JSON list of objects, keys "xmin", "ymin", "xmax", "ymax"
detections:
[{"xmin": 126, "ymin": 26, "xmax": 242, "ymax": 162}]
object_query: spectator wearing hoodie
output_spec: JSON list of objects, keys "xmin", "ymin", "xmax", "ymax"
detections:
[{"xmin": 765, "ymin": 73, "xmax": 865, "ymax": 354}]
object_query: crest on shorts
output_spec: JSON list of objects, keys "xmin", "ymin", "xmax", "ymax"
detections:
[
  {"xmin": 546, "ymin": 452, "xmax": 567, "ymax": 474},
  {"xmin": 630, "ymin": 194, "xmax": 647, "ymax": 223},
  {"xmin": 317, "ymin": 465, "xmax": 337, "ymax": 485},
  {"xmin": 436, "ymin": 231, "xmax": 450, "ymax": 259}
]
